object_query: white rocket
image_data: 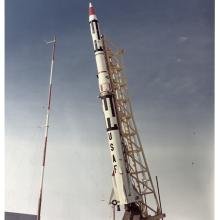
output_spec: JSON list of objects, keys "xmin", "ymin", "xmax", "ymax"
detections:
[{"xmin": 89, "ymin": 2, "xmax": 140, "ymax": 206}]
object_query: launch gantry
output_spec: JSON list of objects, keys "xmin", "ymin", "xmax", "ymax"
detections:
[{"xmin": 102, "ymin": 38, "xmax": 165, "ymax": 220}]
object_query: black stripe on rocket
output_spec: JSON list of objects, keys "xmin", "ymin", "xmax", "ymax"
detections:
[
  {"xmin": 90, "ymin": 19, "xmax": 103, "ymax": 52},
  {"xmin": 94, "ymin": 40, "xmax": 103, "ymax": 52},
  {"xmin": 89, "ymin": 19, "xmax": 101, "ymax": 39},
  {"xmin": 101, "ymin": 94, "xmax": 118, "ymax": 131}
]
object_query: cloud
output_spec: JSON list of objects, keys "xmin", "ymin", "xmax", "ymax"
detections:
[{"xmin": 178, "ymin": 36, "xmax": 189, "ymax": 43}]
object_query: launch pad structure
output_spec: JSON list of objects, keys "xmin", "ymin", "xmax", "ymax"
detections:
[
  {"xmin": 89, "ymin": 2, "xmax": 166, "ymax": 219},
  {"xmin": 33, "ymin": 3, "xmax": 165, "ymax": 220},
  {"xmin": 102, "ymin": 38, "xmax": 165, "ymax": 220}
]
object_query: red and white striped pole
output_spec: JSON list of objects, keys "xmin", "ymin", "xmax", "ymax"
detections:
[{"xmin": 37, "ymin": 36, "xmax": 56, "ymax": 220}]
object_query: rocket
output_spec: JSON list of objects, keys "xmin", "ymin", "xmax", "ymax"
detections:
[{"xmin": 89, "ymin": 2, "xmax": 140, "ymax": 206}]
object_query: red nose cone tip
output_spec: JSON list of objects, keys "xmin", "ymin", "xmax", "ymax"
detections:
[{"xmin": 89, "ymin": 2, "xmax": 95, "ymax": 16}]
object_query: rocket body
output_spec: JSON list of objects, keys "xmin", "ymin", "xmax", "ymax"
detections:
[{"xmin": 89, "ymin": 2, "xmax": 140, "ymax": 205}]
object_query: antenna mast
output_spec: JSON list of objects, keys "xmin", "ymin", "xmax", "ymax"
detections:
[{"xmin": 37, "ymin": 36, "xmax": 56, "ymax": 220}]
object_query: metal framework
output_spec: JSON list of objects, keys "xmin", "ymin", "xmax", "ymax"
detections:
[{"xmin": 103, "ymin": 38, "xmax": 165, "ymax": 220}]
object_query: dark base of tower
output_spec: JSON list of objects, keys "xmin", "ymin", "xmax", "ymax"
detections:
[{"xmin": 122, "ymin": 203, "xmax": 165, "ymax": 220}]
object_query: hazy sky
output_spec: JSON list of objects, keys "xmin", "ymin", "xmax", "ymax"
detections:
[{"xmin": 5, "ymin": 0, "xmax": 214, "ymax": 220}]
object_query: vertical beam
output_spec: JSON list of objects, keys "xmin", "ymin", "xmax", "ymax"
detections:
[
  {"xmin": 112, "ymin": 205, "xmax": 115, "ymax": 220},
  {"xmin": 156, "ymin": 176, "xmax": 163, "ymax": 220}
]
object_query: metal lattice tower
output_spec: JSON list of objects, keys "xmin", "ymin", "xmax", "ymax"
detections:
[{"xmin": 103, "ymin": 37, "xmax": 165, "ymax": 220}]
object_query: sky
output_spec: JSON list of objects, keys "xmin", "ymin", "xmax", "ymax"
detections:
[{"xmin": 5, "ymin": 0, "xmax": 214, "ymax": 220}]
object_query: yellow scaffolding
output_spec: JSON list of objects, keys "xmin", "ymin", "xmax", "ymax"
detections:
[{"xmin": 102, "ymin": 37, "xmax": 165, "ymax": 220}]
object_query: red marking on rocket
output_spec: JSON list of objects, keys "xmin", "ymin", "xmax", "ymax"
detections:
[
  {"xmin": 112, "ymin": 170, "xmax": 115, "ymax": 176},
  {"xmin": 89, "ymin": 2, "xmax": 95, "ymax": 16}
]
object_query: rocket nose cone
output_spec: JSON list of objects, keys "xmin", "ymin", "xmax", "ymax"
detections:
[{"xmin": 89, "ymin": 2, "xmax": 95, "ymax": 16}]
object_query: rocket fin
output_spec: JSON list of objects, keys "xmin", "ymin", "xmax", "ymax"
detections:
[{"xmin": 109, "ymin": 188, "xmax": 114, "ymax": 204}]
